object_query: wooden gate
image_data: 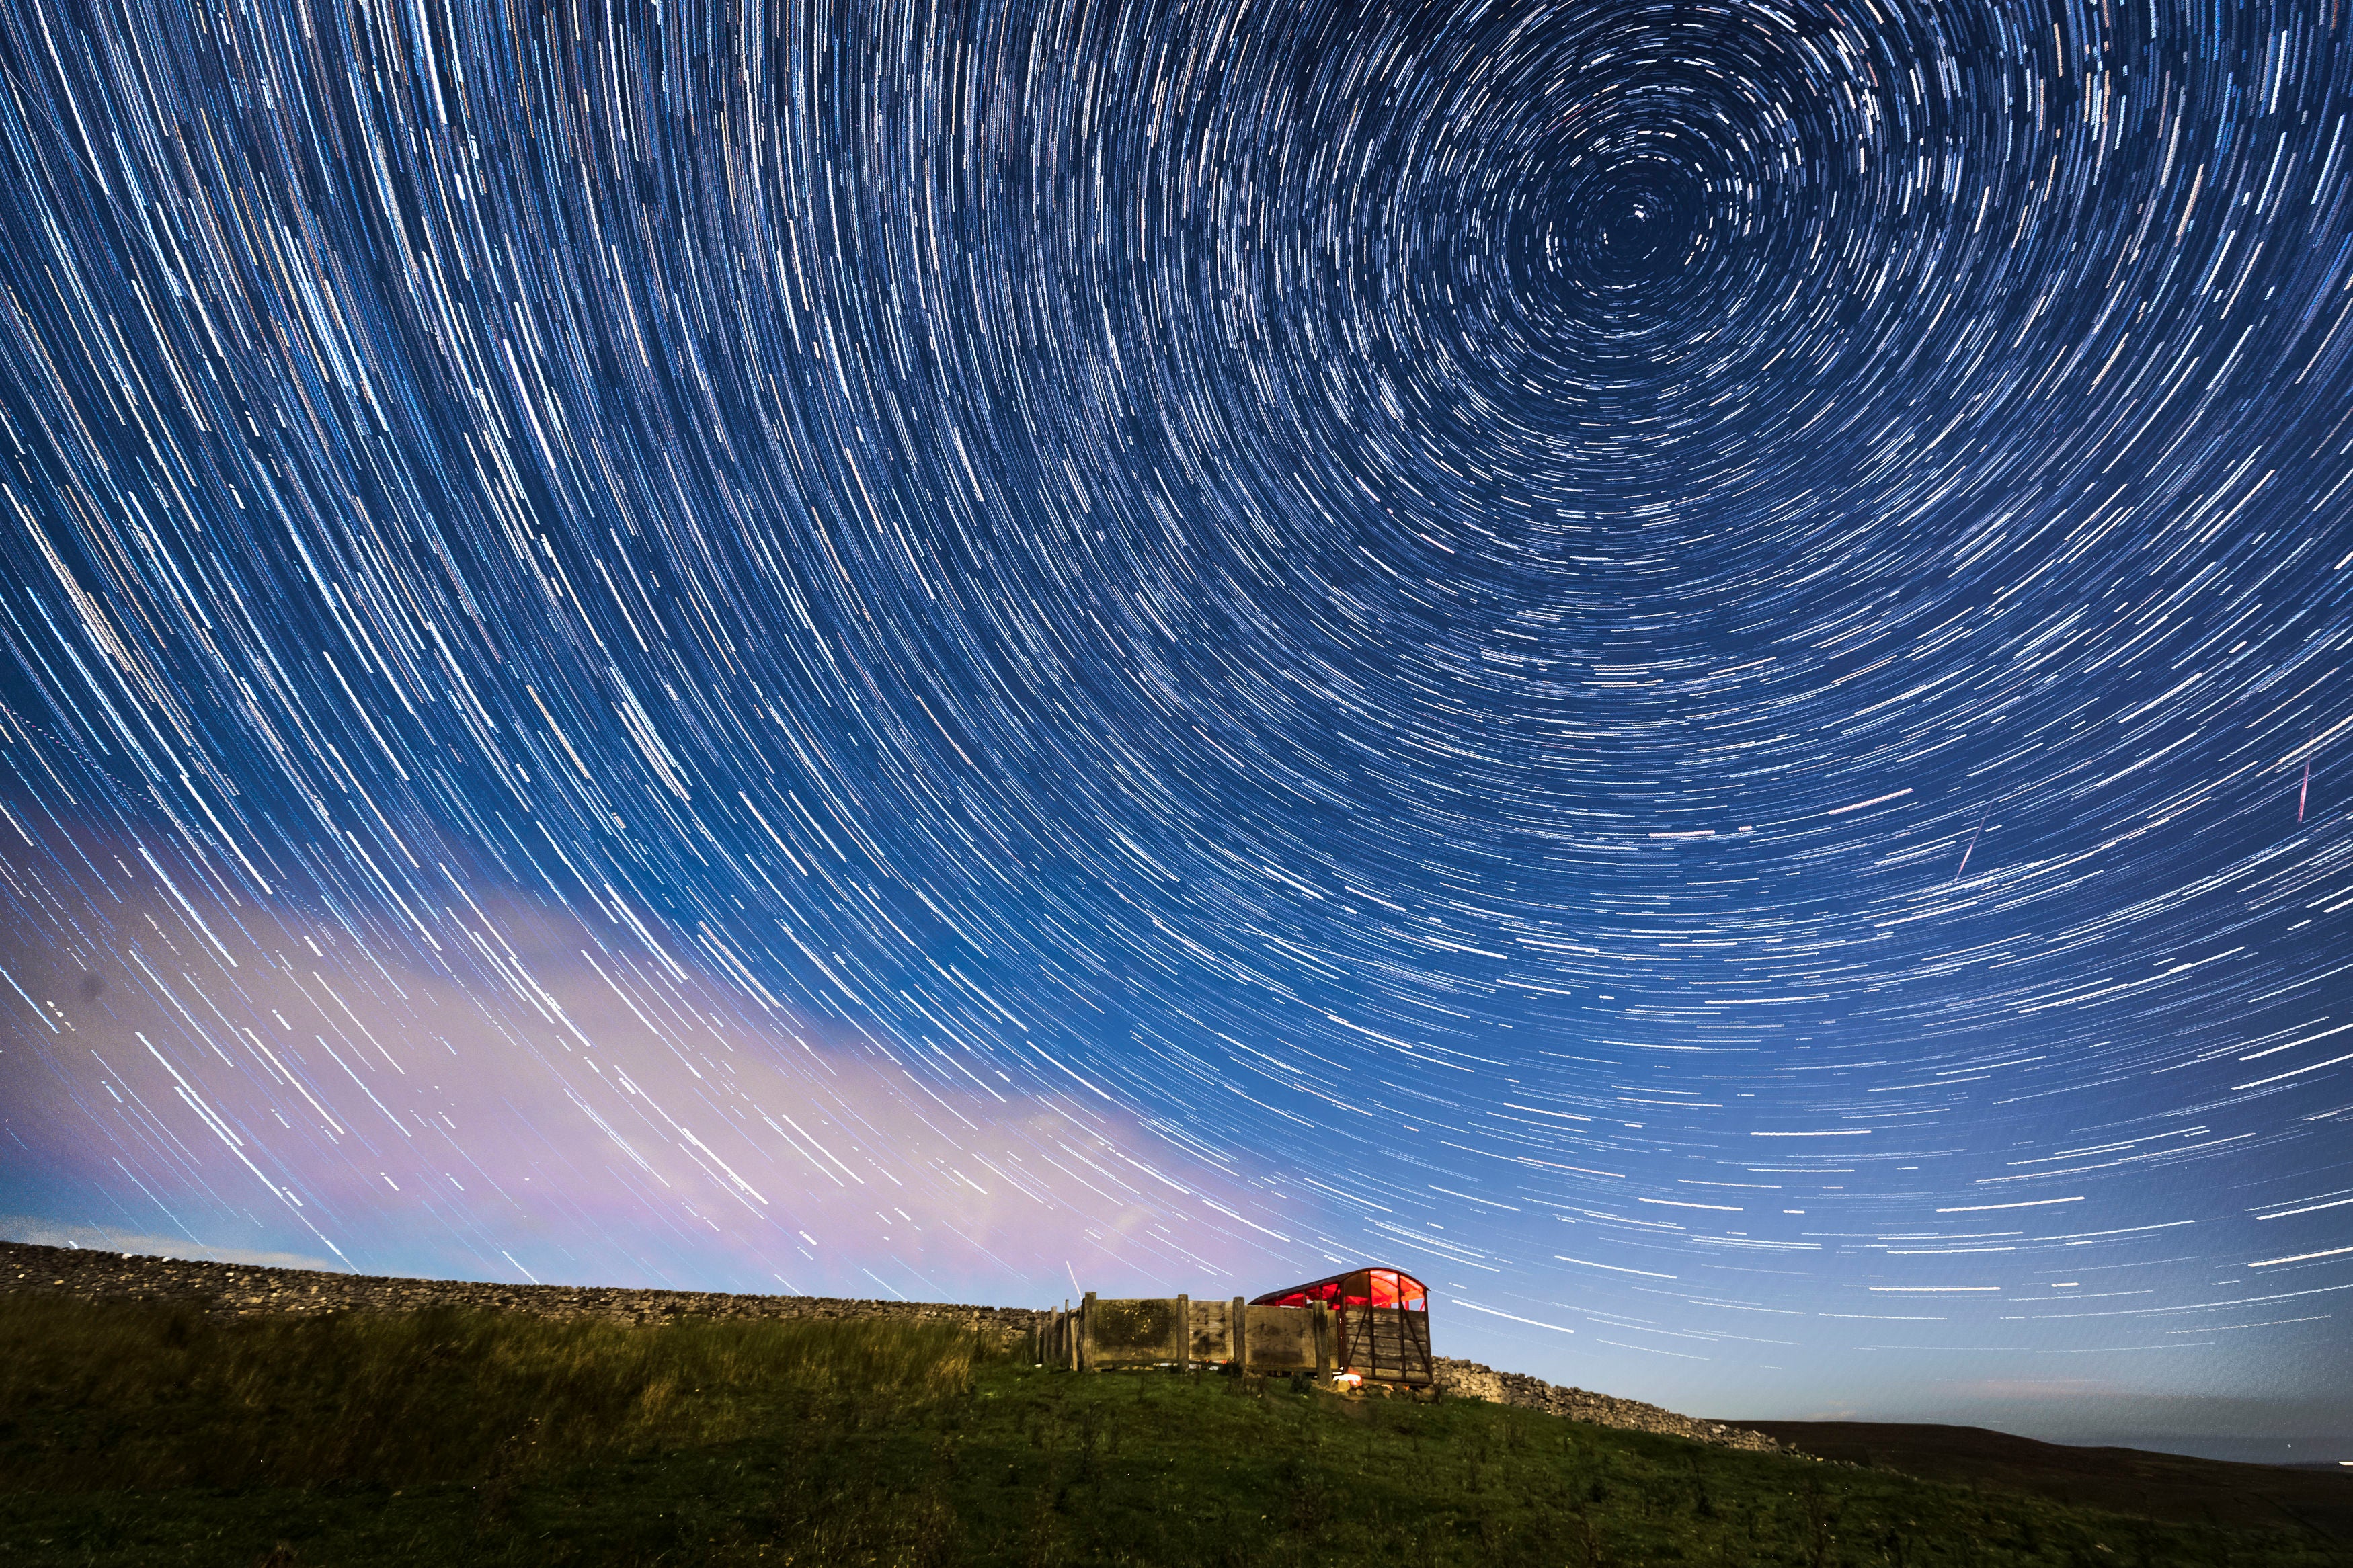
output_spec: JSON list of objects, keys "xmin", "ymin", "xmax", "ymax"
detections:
[{"xmin": 1335, "ymin": 1303, "xmax": 1433, "ymax": 1385}]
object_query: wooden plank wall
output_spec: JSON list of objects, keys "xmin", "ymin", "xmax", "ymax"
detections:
[{"xmin": 1029, "ymin": 1294, "xmax": 1390, "ymax": 1379}]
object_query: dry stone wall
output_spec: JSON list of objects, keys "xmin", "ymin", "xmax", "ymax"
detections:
[
  {"xmin": 1434, "ymin": 1357, "xmax": 1789, "ymax": 1454},
  {"xmin": 0, "ymin": 1239, "xmax": 1047, "ymax": 1339}
]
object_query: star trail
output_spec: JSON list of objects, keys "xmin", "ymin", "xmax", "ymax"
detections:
[{"xmin": 1, "ymin": 0, "xmax": 2350, "ymax": 1442}]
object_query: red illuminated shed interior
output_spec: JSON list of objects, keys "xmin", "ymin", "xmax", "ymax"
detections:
[{"xmin": 1250, "ymin": 1267, "xmax": 1428, "ymax": 1311}]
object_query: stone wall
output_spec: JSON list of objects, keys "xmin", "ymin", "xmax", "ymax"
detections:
[
  {"xmin": 1433, "ymin": 1357, "xmax": 1790, "ymax": 1454},
  {"xmin": 0, "ymin": 1239, "xmax": 1047, "ymax": 1339}
]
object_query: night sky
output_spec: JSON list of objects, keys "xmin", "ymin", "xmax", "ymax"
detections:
[{"xmin": 3, "ymin": 0, "xmax": 2351, "ymax": 1457}]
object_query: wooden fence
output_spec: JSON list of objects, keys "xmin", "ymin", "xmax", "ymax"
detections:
[{"xmin": 1031, "ymin": 1292, "xmax": 1431, "ymax": 1384}]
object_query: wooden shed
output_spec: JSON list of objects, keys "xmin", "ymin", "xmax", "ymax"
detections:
[
  {"xmin": 1032, "ymin": 1265, "xmax": 1435, "ymax": 1389},
  {"xmin": 1252, "ymin": 1266, "xmax": 1435, "ymax": 1387}
]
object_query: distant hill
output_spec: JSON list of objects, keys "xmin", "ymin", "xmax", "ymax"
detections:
[{"xmin": 1722, "ymin": 1420, "xmax": 2353, "ymax": 1540}]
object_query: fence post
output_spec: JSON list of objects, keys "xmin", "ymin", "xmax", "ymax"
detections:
[
  {"xmin": 1231, "ymin": 1296, "xmax": 1247, "ymax": 1373},
  {"xmin": 1080, "ymin": 1291, "xmax": 1097, "ymax": 1373},
  {"xmin": 1175, "ymin": 1294, "xmax": 1190, "ymax": 1371}
]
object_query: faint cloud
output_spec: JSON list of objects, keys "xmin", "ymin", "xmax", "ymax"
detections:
[{"xmin": 0, "ymin": 821, "xmax": 1307, "ymax": 1301}]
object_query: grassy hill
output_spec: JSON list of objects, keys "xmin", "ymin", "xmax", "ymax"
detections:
[
  {"xmin": 1, "ymin": 1293, "xmax": 2344, "ymax": 1567},
  {"xmin": 1724, "ymin": 1422, "xmax": 2353, "ymax": 1540}
]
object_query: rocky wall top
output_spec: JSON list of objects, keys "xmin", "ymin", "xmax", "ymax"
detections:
[
  {"xmin": 1433, "ymin": 1357, "xmax": 1790, "ymax": 1454},
  {"xmin": 0, "ymin": 1239, "xmax": 1047, "ymax": 1336}
]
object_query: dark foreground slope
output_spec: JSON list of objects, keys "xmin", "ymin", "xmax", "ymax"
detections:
[
  {"xmin": 4, "ymin": 1294, "xmax": 2346, "ymax": 1568},
  {"xmin": 1725, "ymin": 1421, "xmax": 2353, "ymax": 1540}
]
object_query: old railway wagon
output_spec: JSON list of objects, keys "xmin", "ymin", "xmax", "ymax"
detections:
[
  {"xmin": 1253, "ymin": 1266, "xmax": 1434, "ymax": 1387},
  {"xmin": 1032, "ymin": 1264, "xmax": 1437, "ymax": 1388}
]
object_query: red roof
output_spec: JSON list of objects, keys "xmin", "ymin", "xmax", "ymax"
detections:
[{"xmin": 1250, "ymin": 1266, "xmax": 1428, "ymax": 1311}]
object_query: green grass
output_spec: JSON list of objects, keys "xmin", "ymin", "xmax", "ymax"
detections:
[
  {"xmin": 0, "ymin": 1294, "xmax": 978, "ymax": 1491},
  {"xmin": 0, "ymin": 1295, "xmax": 2342, "ymax": 1567}
]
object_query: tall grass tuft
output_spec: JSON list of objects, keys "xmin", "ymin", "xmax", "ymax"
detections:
[{"xmin": 0, "ymin": 1294, "xmax": 980, "ymax": 1493}]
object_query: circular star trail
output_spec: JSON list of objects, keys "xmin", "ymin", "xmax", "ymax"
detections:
[{"xmin": 2, "ymin": 0, "xmax": 2350, "ymax": 1419}]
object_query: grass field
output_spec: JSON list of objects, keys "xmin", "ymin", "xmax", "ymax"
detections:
[{"xmin": 1, "ymin": 1294, "xmax": 2343, "ymax": 1567}]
